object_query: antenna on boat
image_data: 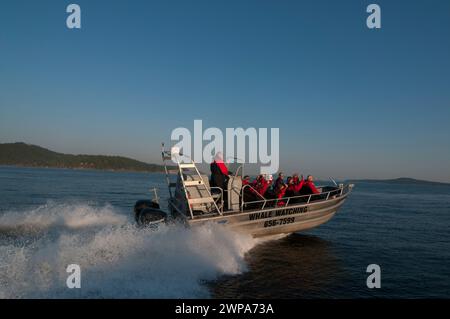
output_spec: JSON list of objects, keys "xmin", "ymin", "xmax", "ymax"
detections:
[{"xmin": 329, "ymin": 177, "xmax": 338, "ymax": 186}]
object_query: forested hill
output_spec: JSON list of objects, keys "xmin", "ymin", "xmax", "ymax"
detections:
[{"xmin": 0, "ymin": 142, "xmax": 168, "ymax": 172}]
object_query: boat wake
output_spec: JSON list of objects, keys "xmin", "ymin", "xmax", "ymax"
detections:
[
  {"xmin": 0, "ymin": 203, "xmax": 127, "ymax": 236},
  {"xmin": 0, "ymin": 202, "xmax": 259, "ymax": 298}
]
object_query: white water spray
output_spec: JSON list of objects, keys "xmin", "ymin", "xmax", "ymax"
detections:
[{"xmin": 0, "ymin": 202, "xmax": 259, "ymax": 298}]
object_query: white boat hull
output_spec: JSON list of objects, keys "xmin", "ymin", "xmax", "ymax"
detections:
[{"xmin": 179, "ymin": 191, "xmax": 350, "ymax": 238}]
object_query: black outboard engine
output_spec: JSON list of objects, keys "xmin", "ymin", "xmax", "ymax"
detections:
[{"xmin": 133, "ymin": 199, "xmax": 168, "ymax": 227}]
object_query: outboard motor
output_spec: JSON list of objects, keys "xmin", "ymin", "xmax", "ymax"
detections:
[{"xmin": 133, "ymin": 199, "xmax": 167, "ymax": 227}]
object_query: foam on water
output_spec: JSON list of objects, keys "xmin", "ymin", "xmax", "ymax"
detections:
[
  {"xmin": 0, "ymin": 202, "xmax": 127, "ymax": 235},
  {"xmin": 0, "ymin": 202, "xmax": 259, "ymax": 298}
]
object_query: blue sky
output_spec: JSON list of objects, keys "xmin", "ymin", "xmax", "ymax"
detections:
[{"xmin": 1, "ymin": 0, "xmax": 449, "ymax": 182}]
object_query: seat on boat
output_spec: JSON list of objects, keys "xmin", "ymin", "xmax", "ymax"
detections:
[{"xmin": 227, "ymin": 175, "xmax": 242, "ymax": 211}]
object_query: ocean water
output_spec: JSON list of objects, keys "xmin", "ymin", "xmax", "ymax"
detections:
[{"xmin": 0, "ymin": 166, "xmax": 449, "ymax": 298}]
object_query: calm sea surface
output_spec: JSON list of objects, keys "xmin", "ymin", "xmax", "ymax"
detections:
[{"xmin": 0, "ymin": 166, "xmax": 449, "ymax": 298}]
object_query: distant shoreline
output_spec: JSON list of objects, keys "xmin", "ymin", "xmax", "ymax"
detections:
[
  {"xmin": 1, "ymin": 164, "xmax": 448, "ymax": 186},
  {"xmin": 0, "ymin": 142, "xmax": 174, "ymax": 173},
  {"xmin": 0, "ymin": 164, "xmax": 173, "ymax": 174},
  {"xmin": 2, "ymin": 143, "xmax": 448, "ymax": 185},
  {"xmin": 348, "ymin": 177, "xmax": 450, "ymax": 186}
]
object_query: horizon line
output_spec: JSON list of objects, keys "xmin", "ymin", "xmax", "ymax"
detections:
[{"xmin": 1, "ymin": 141, "xmax": 449, "ymax": 184}]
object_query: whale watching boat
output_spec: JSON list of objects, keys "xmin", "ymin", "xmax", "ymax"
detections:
[{"xmin": 133, "ymin": 144, "xmax": 354, "ymax": 238}]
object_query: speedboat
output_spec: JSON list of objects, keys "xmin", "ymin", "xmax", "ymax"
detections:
[{"xmin": 133, "ymin": 144, "xmax": 354, "ymax": 238}]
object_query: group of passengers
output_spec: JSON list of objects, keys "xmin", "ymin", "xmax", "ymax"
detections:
[
  {"xmin": 242, "ymin": 172, "xmax": 320, "ymax": 206},
  {"xmin": 210, "ymin": 152, "xmax": 321, "ymax": 207}
]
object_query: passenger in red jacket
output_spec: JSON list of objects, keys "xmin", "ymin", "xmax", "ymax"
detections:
[
  {"xmin": 242, "ymin": 175, "xmax": 250, "ymax": 186},
  {"xmin": 274, "ymin": 175, "xmax": 287, "ymax": 206},
  {"xmin": 251, "ymin": 175, "xmax": 261, "ymax": 188},
  {"xmin": 242, "ymin": 175, "xmax": 261, "ymax": 205},
  {"xmin": 302, "ymin": 175, "xmax": 320, "ymax": 194},
  {"xmin": 210, "ymin": 152, "xmax": 229, "ymax": 190},
  {"xmin": 292, "ymin": 173, "xmax": 305, "ymax": 193},
  {"xmin": 259, "ymin": 176, "xmax": 270, "ymax": 197},
  {"xmin": 286, "ymin": 177, "xmax": 296, "ymax": 195},
  {"xmin": 254, "ymin": 175, "xmax": 270, "ymax": 197},
  {"xmin": 214, "ymin": 152, "xmax": 228, "ymax": 175}
]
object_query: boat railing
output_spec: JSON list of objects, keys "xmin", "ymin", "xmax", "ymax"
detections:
[
  {"xmin": 240, "ymin": 184, "xmax": 353, "ymax": 211},
  {"xmin": 209, "ymin": 186, "xmax": 224, "ymax": 212},
  {"xmin": 234, "ymin": 164, "xmax": 244, "ymax": 178}
]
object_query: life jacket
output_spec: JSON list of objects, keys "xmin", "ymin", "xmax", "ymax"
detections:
[
  {"xmin": 294, "ymin": 177, "xmax": 305, "ymax": 193},
  {"xmin": 256, "ymin": 178, "xmax": 269, "ymax": 196},
  {"xmin": 214, "ymin": 160, "xmax": 228, "ymax": 175},
  {"xmin": 303, "ymin": 181, "xmax": 320, "ymax": 194},
  {"xmin": 276, "ymin": 185, "xmax": 287, "ymax": 199},
  {"xmin": 287, "ymin": 183, "xmax": 297, "ymax": 193},
  {"xmin": 210, "ymin": 161, "xmax": 228, "ymax": 189}
]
